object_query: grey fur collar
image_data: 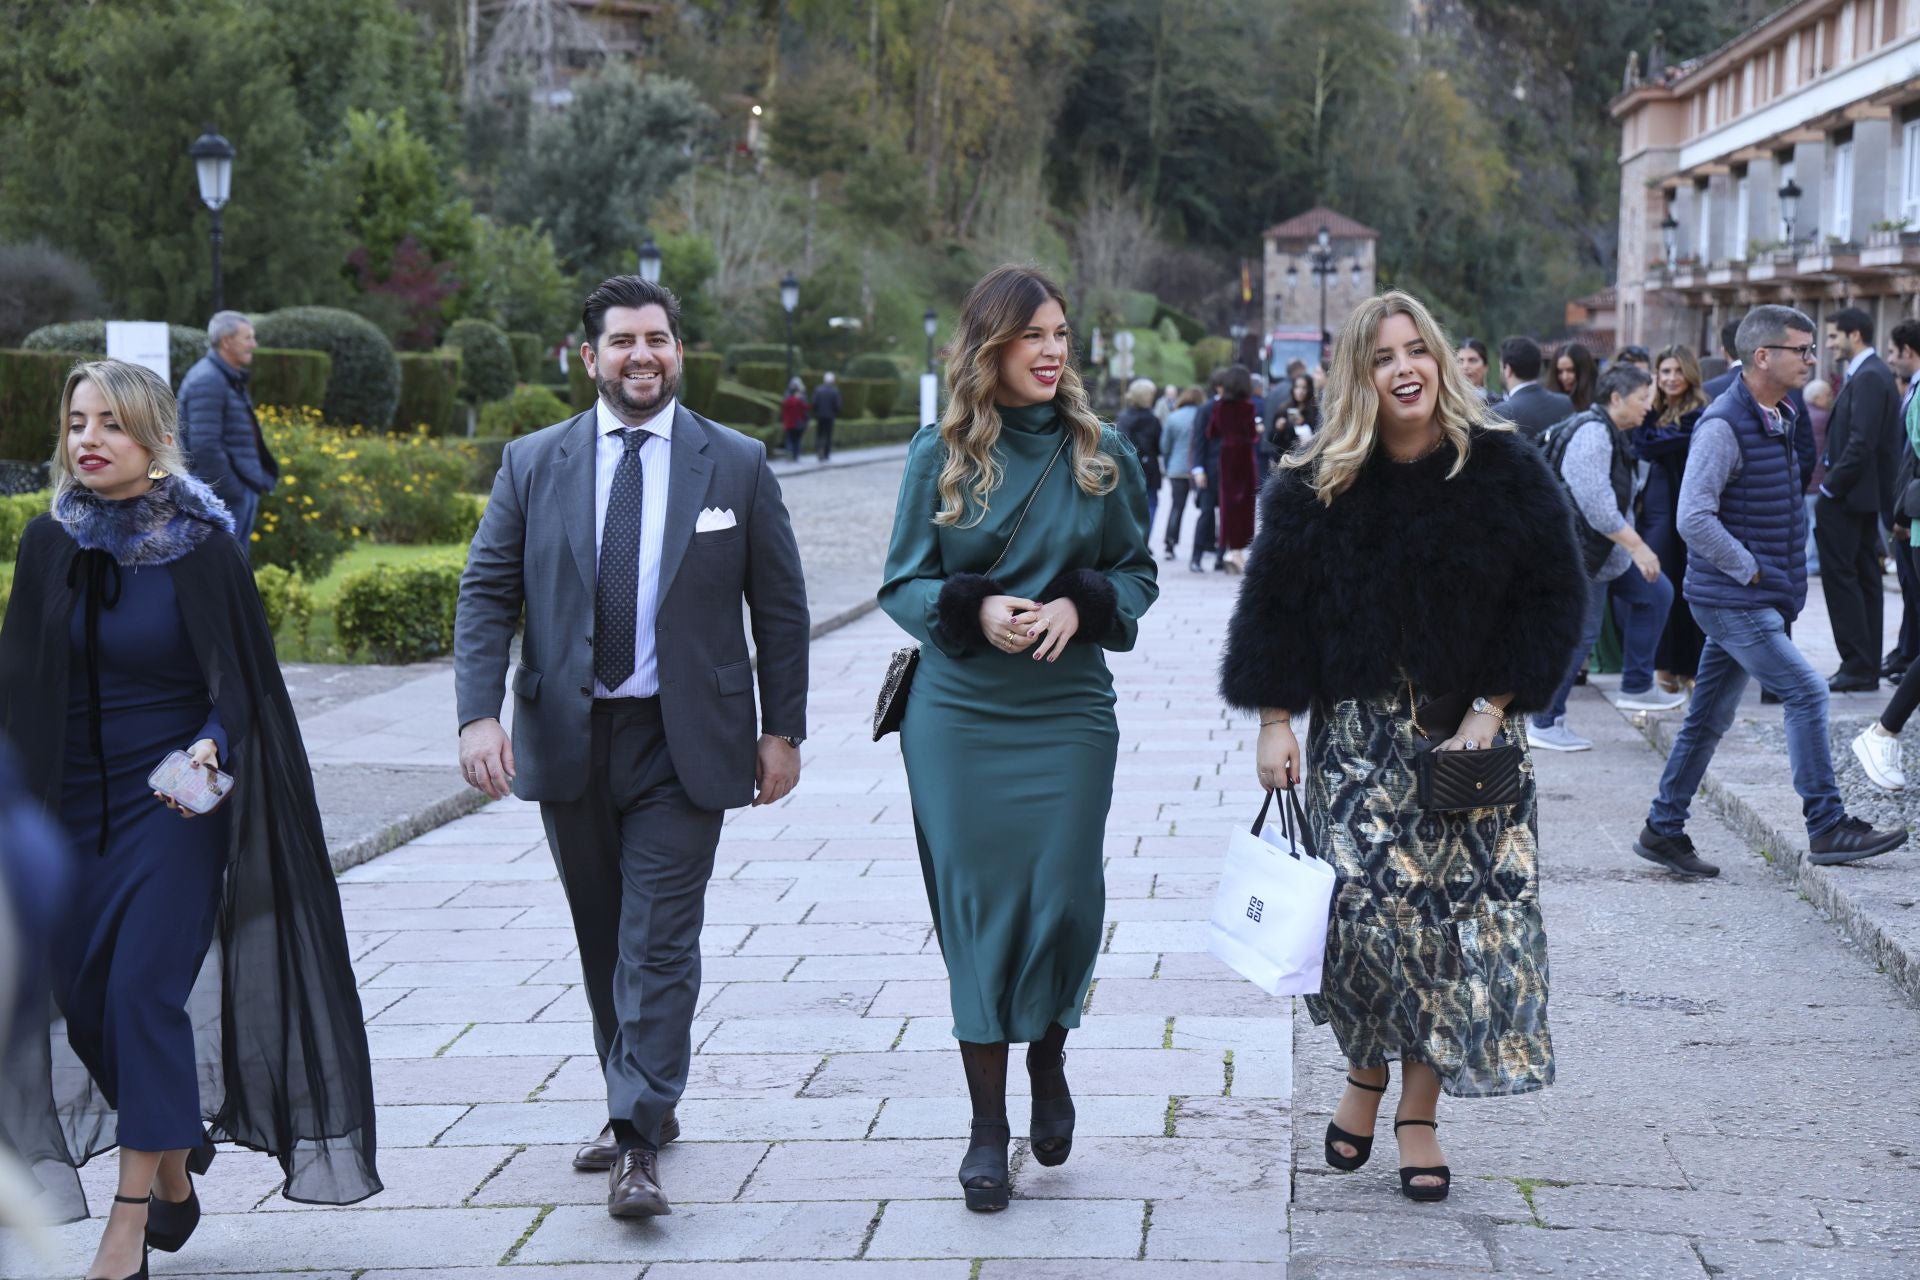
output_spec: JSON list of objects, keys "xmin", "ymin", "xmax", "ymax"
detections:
[{"xmin": 55, "ymin": 472, "xmax": 234, "ymax": 566}]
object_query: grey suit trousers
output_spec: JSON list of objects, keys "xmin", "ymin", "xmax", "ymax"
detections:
[{"xmin": 539, "ymin": 698, "xmax": 722, "ymax": 1148}]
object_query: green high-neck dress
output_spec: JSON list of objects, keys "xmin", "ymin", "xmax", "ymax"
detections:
[{"xmin": 879, "ymin": 404, "xmax": 1158, "ymax": 1044}]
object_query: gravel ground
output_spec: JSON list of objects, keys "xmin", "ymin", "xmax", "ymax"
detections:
[{"xmin": 1748, "ymin": 711, "xmax": 1917, "ymax": 829}]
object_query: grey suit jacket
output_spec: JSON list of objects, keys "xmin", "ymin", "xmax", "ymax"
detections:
[{"xmin": 454, "ymin": 404, "xmax": 809, "ymax": 810}]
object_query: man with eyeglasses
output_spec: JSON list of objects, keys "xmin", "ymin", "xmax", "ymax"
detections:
[
  {"xmin": 1637, "ymin": 305, "xmax": 1907, "ymax": 877},
  {"xmin": 1816, "ymin": 306, "xmax": 1903, "ymax": 692}
]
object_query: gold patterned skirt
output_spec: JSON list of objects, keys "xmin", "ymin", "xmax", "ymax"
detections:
[{"xmin": 1301, "ymin": 687, "xmax": 1554, "ymax": 1098}]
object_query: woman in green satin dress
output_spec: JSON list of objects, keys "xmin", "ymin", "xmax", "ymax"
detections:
[{"xmin": 879, "ymin": 265, "xmax": 1158, "ymax": 1212}]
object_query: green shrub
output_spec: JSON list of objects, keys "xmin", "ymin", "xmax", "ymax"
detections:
[
  {"xmin": 0, "ymin": 348, "xmax": 83, "ymax": 461},
  {"xmin": 478, "ymin": 384, "xmax": 571, "ymax": 437},
  {"xmin": 253, "ymin": 565, "xmax": 315, "ymax": 647},
  {"xmin": 735, "ymin": 361, "xmax": 789, "ymax": 396},
  {"xmin": 250, "ymin": 348, "xmax": 332, "ymax": 411},
  {"xmin": 467, "ymin": 436, "xmax": 510, "ymax": 492},
  {"xmin": 0, "ymin": 564, "xmax": 10, "ymax": 620},
  {"xmin": 335, "ymin": 556, "xmax": 465, "ymax": 662},
  {"xmin": 1119, "ymin": 327, "xmax": 1192, "ymax": 389},
  {"xmin": 726, "ymin": 342, "xmax": 801, "ymax": 371},
  {"xmin": 830, "ymin": 417, "xmax": 921, "ymax": 449},
  {"xmin": 836, "ymin": 377, "xmax": 896, "ymax": 419},
  {"xmin": 0, "ymin": 240, "xmax": 105, "ymax": 347},
  {"xmin": 252, "ymin": 307, "xmax": 402, "ymax": 428},
  {"xmin": 0, "ymin": 490, "xmax": 51, "ymax": 561},
  {"xmin": 507, "ymin": 331, "xmax": 544, "ymax": 382},
  {"xmin": 333, "ymin": 428, "xmax": 477, "ymax": 545},
  {"xmin": 846, "ymin": 353, "xmax": 912, "ymax": 381},
  {"xmin": 865, "ymin": 378, "xmax": 900, "ymax": 418},
  {"xmin": 252, "ymin": 407, "xmax": 359, "ymax": 577},
  {"xmin": 395, "ymin": 350, "xmax": 463, "ymax": 435},
  {"xmin": 449, "ymin": 492, "xmax": 488, "ymax": 545},
  {"xmin": 21, "ymin": 320, "xmax": 206, "ymax": 388},
  {"xmin": 709, "ymin": 380, "xmax": 777, "ymax": 427},
  {"xmin": 1153, "ymin": 303, "xmax": 1206, "ymax": 344},
  {"xmin": 568, "ymin": 356, "xmax": 595, "ymax": 411},
  {"xmin": 681, "ymin": 351, "xmax": 722, "ymax": 416},
  {"xmin": 446, "ymin": 318, "xmax": 516, "ymax": 405},
  {"xmin": 1190, "ymin": 336, "xmax": 1234, "ymax": 382}
]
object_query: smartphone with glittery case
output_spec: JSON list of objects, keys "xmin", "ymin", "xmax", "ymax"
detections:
[{"xmin": 146, "ymin": 750, "xmax": 234, "ymax": 815}]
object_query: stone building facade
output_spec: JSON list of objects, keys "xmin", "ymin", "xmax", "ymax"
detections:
[{"xmin": 1262, "ymin": 207, "xmax": 1379, "ymax": 341}]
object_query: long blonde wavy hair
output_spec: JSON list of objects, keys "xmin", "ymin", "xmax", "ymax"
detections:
[
  {"xmin": 935, "ymin": 264, "xmax": 1115, "ymax": 527},
  {"xmin": 1652, "ymin": 343, "xmax": 1708, "ymax": 425},
  {"xmin": 1282, "ymin": 290, "xmax": 1505, "ymax": 505}
]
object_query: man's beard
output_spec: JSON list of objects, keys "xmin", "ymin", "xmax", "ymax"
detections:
[{"xmin": 596, "ymin": 360, "xmax": 680, "ymax": 419}]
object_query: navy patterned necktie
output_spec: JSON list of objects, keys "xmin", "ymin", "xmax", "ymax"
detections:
[{"xmin": 594, "ymin": 427, "xmax": 646, "ymax": 691}]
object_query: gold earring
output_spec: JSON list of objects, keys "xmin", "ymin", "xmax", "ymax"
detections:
[{"xmin": 147, "ymin": 460, "xmax": 168, "ymax": 480}]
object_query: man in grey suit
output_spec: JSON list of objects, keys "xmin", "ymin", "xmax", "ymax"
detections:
[
  {"xmin": 455, "ymin": 276, "xmax": 809, "ymax": 1218},
  {"xmin": 1495, "ymin": 336, "xmax": 1575, "ymax": 442}
]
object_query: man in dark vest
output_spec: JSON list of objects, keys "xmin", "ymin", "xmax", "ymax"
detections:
[
  {"xmin": 177, "ymin": 310, "xmax": 278, "ymax": 552},
  {"xmin": 1636, "ymin": 305, "xmax": 1907, "ymax": 877}
]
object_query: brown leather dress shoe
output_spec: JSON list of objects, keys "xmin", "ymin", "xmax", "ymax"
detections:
[
  {"xmin": 573, "ymin": 1109, "xmax": 680, "ymax": 1172},
  {"xmin": 607, "ymin": 1147, "xmax": 671, "ymax": 1217}
]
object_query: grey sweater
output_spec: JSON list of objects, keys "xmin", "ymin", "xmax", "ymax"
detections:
[
  {"xmin": 1675, "ymin": 417, "xmax": 1760, "ymax": 587},
  {"xmin": 1558, "ymin": 417, "xmax": 1632, "ymax": 581}
]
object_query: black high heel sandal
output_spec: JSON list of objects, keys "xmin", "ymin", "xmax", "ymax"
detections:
[
  {"xmin": 1028, "ymin": 1052, "xmax": 1074, "ymax": 1168},
  {"xmin": 85, "ymin": 1196, "xmax": 151, "ymax": 1280},
  {"xmin": 1323, "ymin": 1071, "xmax": 1388, "ymax": 1171},
  {"xmin": 958, "ymin": 1118, "xmax": 1011, "ymax": 1212},
  {"xmin": 148, "ymin": 1138, "xmax": 214, "ymax": 1251},
  {"xmin": 1394, "ymin": 1118, "xmax": 1452, "ymax": 1202}
]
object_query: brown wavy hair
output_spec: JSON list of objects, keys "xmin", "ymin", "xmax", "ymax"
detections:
[
  {"xmin": 1652, "ymin": 343, "xmax": 1707, "ymax": 425},
  {"xmin": 935, "ymin": 264, "xmax": 1115, "ymax": 527}
]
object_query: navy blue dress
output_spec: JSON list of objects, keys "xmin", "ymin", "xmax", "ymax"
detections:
[{"xmin": 52, "ymin": 560, "xmax": 228, "ymax": 1153}]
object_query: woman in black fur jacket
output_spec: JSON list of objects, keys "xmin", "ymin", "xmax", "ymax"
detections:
[{"xmin": 1219, "ymin": 292, "xmax": 1585, "ymax": 1203}]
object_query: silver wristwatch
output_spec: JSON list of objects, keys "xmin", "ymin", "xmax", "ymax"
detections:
[{"xmin": 1469, "ymin": 697, "xmax": 1506, "ymax": 722}]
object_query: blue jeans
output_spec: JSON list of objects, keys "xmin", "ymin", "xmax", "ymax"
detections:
[
  {"xmin": 1648, "ymin": 603, "xmax": 1845, "ymax": 839},
  {"xmin": 1534, "ymin": 569, "xmax": 1675, "ymax": 726}
]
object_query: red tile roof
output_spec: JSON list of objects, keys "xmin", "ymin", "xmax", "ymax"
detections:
[{"xmin": 1262, "ymin": 207, "xmax": 1379, "ymax": 242}]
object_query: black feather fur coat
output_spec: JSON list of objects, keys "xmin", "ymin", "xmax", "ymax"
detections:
[{"xmin": 1219, "ymin": 428, "xmax": 1586, "ymax": 715}]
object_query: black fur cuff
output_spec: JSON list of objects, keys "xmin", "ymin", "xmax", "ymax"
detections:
[
  {"xmin": 936, "ymin": 572, "xmax": 1004, "ymax": 649},
  {"xmin": 1041, "ymin": 568, "xmax": 1118, "ymax": 643}
]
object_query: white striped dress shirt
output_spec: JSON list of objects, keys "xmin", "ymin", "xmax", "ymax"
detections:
[{"xmin": 593, "ymin": 395, "xmax": 675, "ymax": 698}]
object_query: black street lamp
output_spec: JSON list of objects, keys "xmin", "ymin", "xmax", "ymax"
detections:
[
  {"xmin": 779, "ymin": 270, "xmax": 801, "ymax": 384},
  {"xmin": 1660, "ymin": 211, "xmax": 1680, "ymax": 271},
  {"xmin": 1286, "ymin": 225, "xmax": 1353, "ymax": 355},
  {"xmin": 1778, "ymin": 178, "xmax": 1802, "ymax": 251},
  {"xmin": 923, "ymin": 308, "xmax": 938, "ymax": 374},
  {"xmin": 637, "ymin": 235, "xmax": 663, "ymax": 284},
  {"xmin": 188, "ymin": 126, "xmax": 235, "ymax": 313}
]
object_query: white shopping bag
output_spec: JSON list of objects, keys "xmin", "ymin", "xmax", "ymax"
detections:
[{"xmin": 1207, "ymin": 788, "xmax": 1336, "ymax": 996}]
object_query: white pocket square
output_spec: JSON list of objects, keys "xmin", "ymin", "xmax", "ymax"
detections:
[{"xmin": 694, "ymin": 506, "xmax": 738, "ymax": 533}]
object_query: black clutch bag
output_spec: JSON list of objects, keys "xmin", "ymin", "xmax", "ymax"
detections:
[
  {"xmin": 871, "ymin": 644, "xmax": 920, "ymax": 741},
  {"xmin": 1408, "ymin": 685, "xmax": 1524, "ymax": 812}
]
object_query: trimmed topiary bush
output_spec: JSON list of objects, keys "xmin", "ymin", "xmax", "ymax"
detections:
[
  {"xmin": 395, "ymin": 350, "xmax": 464, "ymax": 435},
  {"xmin": 249, "ymin": 349, "xmax": 332, "ymax": 412},
  {"xmin": 681, "ymin": 351, "xmax": 722, "ymax": 417},
  {"xmin": 507, "ymin": 331, "xmax": 544, "ymax": 383},
  {"xmin": 478, "ymin": 384, "xmax": 572, "ymax": 437},
  {"xmin": 336, "ymin": 556, "xmax": 466, "ymax": 663},
  {"xmin": 253, "ymin": 565, "xmax": 315, "ymax": 647},
  {"xmin": 725, "ymin": 342, "xmax": 801, "ymax": 371},
  {"xmin": 0, "ymin": 241, "xmax": 106, "ymax": 347},
  {"xmin": 709, "ymin": 380, "xmax": 777, "ymax": 427},
  {"xmin": 0, "ymin": 349, "xmax": 85, "ymax": 461},
  {"xmin": 734, "ymin": 361, "xmax": 788, "ymax": 396},
  {"xmin": 568, "ymin": 357, "xmax": 595, "ymax": 412},
  {"xmin": 846, "ymin": 353, "xmax": 912, "ymax": 381},
  {"xmin": 0, "ymin": 490, "xmax": 51, "ymax": 559},
  {"xmin": 446, "ymin": 318, "xmax": 516, "ymax": 406},
  {"xmin": 836, "ymin": 377, "xmax": 896, "ymax": 419},
  {"xmin": 252, "ymin": 307, "xmax": 402, "ymax": 428},
  {"xmin": 1189, "ymin": 336, "xmax": 1234, "ymax": 382},
  {"xmin": 21, "ymin": 320, "xmax": 206, "ymax": 388}
]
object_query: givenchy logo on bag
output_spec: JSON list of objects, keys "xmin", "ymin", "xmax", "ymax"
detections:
[{"xmin": 1246, "ymin": 896, "xmax": 1264, "ymax": 923}]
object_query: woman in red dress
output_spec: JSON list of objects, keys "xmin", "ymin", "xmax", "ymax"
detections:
[{"xmin": 1209, "ymin": 365, "xmax": 1260, "ymax": 571}]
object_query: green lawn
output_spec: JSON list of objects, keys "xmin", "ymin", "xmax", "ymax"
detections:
[{"xmin": 279, "ymin": 541, "xmax": 469, "ymax": 663}]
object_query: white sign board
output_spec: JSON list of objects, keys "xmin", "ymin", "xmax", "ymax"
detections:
[
  {"xmin": 919, "ymin": 373, "xmax": 939, "ymax": 427},
  {"xmin": 106, "ymin": 321, "xmax": 172, "ymax": 385}
]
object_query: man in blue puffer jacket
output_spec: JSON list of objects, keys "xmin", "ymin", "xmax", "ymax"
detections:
[
  {"xmin": 177, "ymin": 310, "xmax": 278, "ymax": 551},
  {"xmin": 1636, "ymin": 304, "xmax": 1907, "ymax": 877}
]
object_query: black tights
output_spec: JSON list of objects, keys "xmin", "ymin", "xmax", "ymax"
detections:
[
  {"xmin": 958, "ymin": 1023, "xmax": 1071, "ymax": 1122},
  {"xmin": 1888, "ymin": 654, "xmax": 1920, "ymax": 734}
]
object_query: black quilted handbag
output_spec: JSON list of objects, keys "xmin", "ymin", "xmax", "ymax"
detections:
[{"xmin": 1408, "ymin": 684, "xmax": 1524, "ymax": 812}]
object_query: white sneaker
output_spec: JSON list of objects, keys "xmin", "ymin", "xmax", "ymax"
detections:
[
  {"xmin": 1528, "ymin": 719, "xmax": 1592, "ymax": 752},
  {"xmin": 1851, "ymin": 726, "xmax": 1906, "ymax": 791},
  {"xmin": 1615, "ymin": 687, "xmax": 1688, "ymax": 712}
]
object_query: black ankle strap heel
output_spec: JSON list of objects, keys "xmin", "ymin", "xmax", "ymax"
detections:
[
  {"xmin": 959, "ymin": 1118, "xmax": 1011, "ymax": 1213},
  {"xmin": 1394, "ymin": 1118, "xmax": 1452, "ymax": 1202},
  {"xmin": 1324, "ymin": 1070, "xmax": 1389, "ymax": 1172}
]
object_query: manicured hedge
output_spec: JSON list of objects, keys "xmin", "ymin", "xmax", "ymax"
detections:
[
  {"xmin": 734, "ymin": 361, "xmax": 789, "ymax": 396},
  {"xmin": 681, "ymin": 351, "xmax": 722, "ymax": 416},
  {"xmin": 726, "ymin": 342, "xmax": 803, "ymax": 371},
  {"xmin": 250, "ymin": 348, "xmax": 332, "ymax": 412},
  {"xmin": 837, "ymin": 377, "xmax": 897, "ymax": 419},
  {"xmin": 395, "ymin": 350, "xmax": 463, "ymax": 436},
  {"xmin": 846, "ymin": 353, "xmax": 912, "ymax": 380},
  {"xmin": 336, "ymin": 555, "xmax": 465, "ymax": 663},
  {"xmin": 567, "ymin": 357, "xmax": 595, "ymax": 412},
  {"xmin": 507, "ymin": 331, "xmax": 544, "ymax": 383},
  {"xmin": 0, "ymin": 490, "xmax": 51, "ymax": 560},
  {"xmin": 478, "ymin": 385, "xmax": 571, "ymax": 437},
  {"xmin": 446, "ymin": 318, "xmax": 516, "ymax": 406},
  {"xmin": 1189, "ymin": 336, "xmax": 1234, "ymax": 382},
  {"xmin": 21, "ymin": 320, "xmax": 206, "ymax": 388},
  {"xmin": 0, "ymin": 348, "xmax": 89, "ymax": 461},
  {"xmin": 1154, "ymin": 303, "xmax": 1206, "ymax": 344},
  {"xmin": 253, "ymin": 565, "xmax": 315, "ymax": 647},
  {"xmin": 709, "ymin": 380, "xmax": 777, "ymax": 427},
  {"xmin": 252, "ymin": 307, "xmax": 402, "ymax": 428}
]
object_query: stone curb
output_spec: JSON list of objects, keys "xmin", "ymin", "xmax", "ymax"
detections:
[
  {"xmin": 1620, "ymin": 703, "xmax": 1920, "ymax": 1004},
  {"xmin": 325, "ymin": 595, "xmax": 885, "ymax": 876}
]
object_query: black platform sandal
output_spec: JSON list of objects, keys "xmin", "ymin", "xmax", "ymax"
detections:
[
  {"xmin": 1323, "ymin": 1071, "xmax": 1388, "ymax": 1171},
  {"xmin": 958, "ymin": 1118, "xmax": 1011, "ymax": 1212},
  {"xmin": 1028, "ymin": 1053, "xmax": 1075, "ymax": 1168},
  {"xmin": 1394, "ymin": 1118, "xmax": 1452, "ymax": 1202},
  {"xmin": 146, "ymin": 1175, "xmax": 201, "ymax": 1253},
  {"xmin": 85, "ymin": 1196, "xmax": 151, "ymax": 1280}
]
